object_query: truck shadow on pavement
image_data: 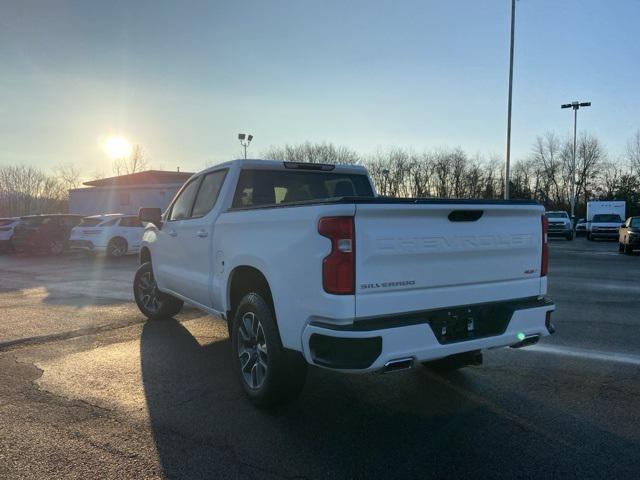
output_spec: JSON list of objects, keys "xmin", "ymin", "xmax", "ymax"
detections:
[{"xmin": 140, "ymin": 319, "xmax": 639, "ymax": 479}]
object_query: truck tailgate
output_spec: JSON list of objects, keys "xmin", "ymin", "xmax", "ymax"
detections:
[{"xmin": 354, "ymin": 202, "xmax": 544, "ymax": 318}]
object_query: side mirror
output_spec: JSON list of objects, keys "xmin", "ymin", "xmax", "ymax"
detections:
[{"xmin": 139, "ymin": 207, "xmax": 162, "ymax": 228}]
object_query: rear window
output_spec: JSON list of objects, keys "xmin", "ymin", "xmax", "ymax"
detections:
[
  {"xmin": 545, "ymin": 212, "xmax": 568, "ymax": 219},
  {"xmin": 593, "ymin": 214, "xmax": 622, "ymax": 223},
  {"xmin": 20, "ymin": 216, "xmax": 50, "ymax": 226},
  {"xmin": 232, "ymin": 169, "xmax": 374, "ymax": 208},
  {"xmin": 79, "ymin": 217, "xmax": 103, "ymax": 227}
]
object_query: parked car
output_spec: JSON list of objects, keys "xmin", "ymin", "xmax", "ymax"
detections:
[
  {"xmin": 0, "ymin": 217, "xmax": 20, "ymax": 252},
  {"xmin": 587, "ymin": 213, "xmax": 624, "ymax": 241},
  {"xmin": 70, "ymin": 214, "xmax": 145, "ymax": 257},
  {"xmin": 575, "ymin": 218, "xmax": 587, "ymax": 236},
  {"xmin": 545, "ymin": 211, "xmax": 573, "ymax": 240},
  {"xmin": 0, "ymin": 217, "xmax": 21, "ymax": 252},
  {"xmin": 12, "ymin": 214, "xmax": 83, "ymax": 255},
  {"xmin": 618, "ymin": 216, "xmax": 640, "ymax": 254},
  {"xmin": 133, "ymin": 159, "xmax": 555, "ymax": 407}
]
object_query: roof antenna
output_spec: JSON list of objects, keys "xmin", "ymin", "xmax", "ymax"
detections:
[{"xmin": 177, "ymin": 166, "xmax": 180, "ymax": 172}]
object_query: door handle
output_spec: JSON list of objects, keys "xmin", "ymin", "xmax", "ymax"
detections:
[
  {"xmin": 167, "ymin": 229, "xmax": 178, "ymax": 237},
  {"xmin": 197, "ymin": 229, "xmax": 208, "ymax": 238}
]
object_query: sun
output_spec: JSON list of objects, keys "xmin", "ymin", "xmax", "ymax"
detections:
[{"xmin": 103, "ymin": 136, "xmax": 132, "ymax": 159}]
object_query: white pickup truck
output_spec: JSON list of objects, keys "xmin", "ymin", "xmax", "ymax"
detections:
[{"xmin": 134, "ymin": 159, "xmax": 555, "ymax": 406}]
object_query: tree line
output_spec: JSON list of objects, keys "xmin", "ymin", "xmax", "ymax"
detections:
[
  {"xmin": 264, "ymin": 130, "xmax": 640, "ymax": 218},
  {"xmin": 2, "ymin": 131, "xmax": 639, "ymax": 218}
]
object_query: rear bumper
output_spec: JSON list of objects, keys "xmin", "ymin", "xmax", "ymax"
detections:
[
  {"xmin": 589, "ymin": 231, "xmax": 618, "ymax": 238},
  {"xmin": 301, "ymin": 297, "xmax": 555, "ymax": 372}
]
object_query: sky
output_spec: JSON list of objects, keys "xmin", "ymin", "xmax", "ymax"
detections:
[{"xmin": 1, "ymin": 0, "xmax": 639, "ymax": 178}]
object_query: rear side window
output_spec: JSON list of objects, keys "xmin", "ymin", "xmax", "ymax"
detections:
[
  {"xmin": 60, "ymin": 216, "xmax": 81, "ymax": 227},
  {"xmin": 192, "ymin": 170, "xmax": 227, "ymax": 218},
  {"xmin": 169, "ymin": 178, "xmax": 201, "ymax": 221},
  {"xmin": 232, "ymin": 169, "xmax": 373, "ymax": 208},
  {"xmin": 120, "ymin": 217, "xmax": 143, "ymax": 228},
  {"xmin": 79, "ymin": 217, "xmax": 102, "ymax": 227}
]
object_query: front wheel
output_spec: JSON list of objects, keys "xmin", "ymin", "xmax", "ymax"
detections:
[
  {"xmin": 231, "ymin": 292, "xmax": 307, "ymax": 407},
  {"xmin": 107, "ymin": 237, "xmax": 128, "ymax": 258},
  {"xmin": 133, "ymin": 262, "xmax": 183, "ymax": 320}
]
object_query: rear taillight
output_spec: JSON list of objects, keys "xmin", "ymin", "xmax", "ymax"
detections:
[
  {"xmin": 318, "ymin": 216, "xmax": 355, "ymax": 295},
  {"xmin": 541, "ymin": 215, "xmax": 548, "ymax": 277}
]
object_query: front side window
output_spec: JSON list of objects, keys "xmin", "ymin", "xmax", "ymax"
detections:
[
  {"xmin": 168, "ymin": 178, "xmax": 201, "ymax": 221},
  {"xmin": 630, "ymin": 218, "xmax": 640, "ymax": 228},
  {"xmin": 192, "ymin": 170, "xmax": 227, "ymax": 218}
]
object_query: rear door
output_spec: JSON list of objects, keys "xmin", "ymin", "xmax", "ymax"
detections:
[
  {"xmin": 353, "ymin": 202, "xmax": 544, "ymax": 318},
  {"xmin": 156, "ymin": 170, "xmax": 227, "ymax": 308},
  {"xmin": 119, "ymin": 217, "xmax": 144, "ymax": 251}
]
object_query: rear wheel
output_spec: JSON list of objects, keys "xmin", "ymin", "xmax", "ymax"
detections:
[
  {"xmin": 231, "ymin": 292, "xmax": 307, "ymax": 407},
  {"xmin": 107, "ymin": 237, "xmax": 128, "ymax": 258},
  {"xmin": 133, "ymin": 262, "xmax": 183, "ymax": 320},
  {"xmin": 49, "ymin": 239, "xmax": 64, "ymax": 255}
]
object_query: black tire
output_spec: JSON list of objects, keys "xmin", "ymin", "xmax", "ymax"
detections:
[
  {"xmin": 107, "ymin": 237, "xmax": 128, "ymax": 258},
  {"xmin": 231, "ymin": 292, "xmax": 307, "ymax": 408},
  {"xmin": 423, "ymin": 351, "xmax": 483, "ymax": 373},
  {"xmin": 49, "ymin": 239, "xmax": 65, "ymax": 256},
  {"xmin": 133, "ymin": 262, "xmax": 183, "ymax": 320}
]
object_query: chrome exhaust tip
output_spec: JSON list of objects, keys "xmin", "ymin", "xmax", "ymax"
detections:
[
  {"xmin": 382, "ymin": 357, "xmax": 414, "ymax": 373},
  {"xmin": 510, "ymin": 334, "xmax": 540, "ymax": 349}
]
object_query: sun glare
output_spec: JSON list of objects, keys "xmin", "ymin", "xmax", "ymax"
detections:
[{"xmin": 103, "ymin": 136, "xmax": 132, "ymax": 159}]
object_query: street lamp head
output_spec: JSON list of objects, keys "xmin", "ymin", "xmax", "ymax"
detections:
[
  {"xmin": 238, "ymin": 133, "xmax": 246, "ymax": 140},
  {"xmin": 247, "ymin": 134, "xmax": 253, "ymax": 142},
  {"xmin": 579, "ymin": 102, "xmax": 591, "ymax": 107},
  {"xmin": 561, "ymin": 104, "xmax": 572, "ymax": 109}
]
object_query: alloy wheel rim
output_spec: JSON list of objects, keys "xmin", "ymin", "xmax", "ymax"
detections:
[
  {"xmin": 111, "ymin": 241, "xmax": 125, "ymax": 256},
  {"xmin": 51, "ymin": 240, "xmax": 63, "ymax": 254},
  {"xmin": 137, "ymin": 271, "xmax": 160, "ymax": 312},
  {"xmin": 237, "ymin": 311, "xmax": 268, "ymax": 389}
]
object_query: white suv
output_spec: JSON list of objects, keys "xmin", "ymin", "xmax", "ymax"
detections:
[
  {"xmin": 70, "ymin": 214, "xmax": 144, "ymax": 257},
  {"xmin": 0, "ymin": 217, "xmax": 20, "ymax": 252}
]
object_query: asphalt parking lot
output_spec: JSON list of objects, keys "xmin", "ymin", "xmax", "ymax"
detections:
[{"xmin": 1, "ymin": 240, "xmax": 639, "ymax": 479}]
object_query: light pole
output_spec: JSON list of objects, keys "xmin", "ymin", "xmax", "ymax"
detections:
[
  {"xmin": 238, "ymin": 133, "xmax": 253, "ymax": 159},
  {"xmin": 561, "ymin": 101, "xmax": 591, "ymax": 221},
  {"xmin": 504, "ymin": 0, "xmax": 516, "ymax": 200}
]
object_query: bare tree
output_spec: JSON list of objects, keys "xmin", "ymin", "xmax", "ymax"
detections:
[
  {"xmin": 626, "ymin": 130, "xmax": 640, "ymax": 174},
  {"xmin": 112, "ymin": 144, "xmax": 148, "ymax": 175},
  {"xmin": 262, "ymin": 142, "xmax": 360, "ymax": 165},
  {"xmin": 55, "ymin": 163, "xmax": 82, "ymax": 190},
  {"xmin": 0, "ymin": 165, "xmax": 68, "ymax": 216}
]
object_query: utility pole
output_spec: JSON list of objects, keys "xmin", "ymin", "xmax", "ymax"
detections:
[
  {"xmin": 504, "ymin": 0, "xmax": 516, "ymax": 199},
  {"xmin": 561, "ymin": 101, "xmax": 591, "ymax": 221}
]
